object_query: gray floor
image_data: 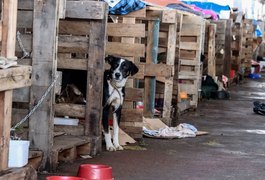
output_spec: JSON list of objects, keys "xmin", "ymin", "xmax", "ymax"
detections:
[{"xmin": 39, "ymin": 76, "xmax": 265, "ymax": 180}]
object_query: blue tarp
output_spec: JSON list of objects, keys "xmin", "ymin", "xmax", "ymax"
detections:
[{"xmin": 181, "ymin": 1, "xmax": 230, "ymax": 13}]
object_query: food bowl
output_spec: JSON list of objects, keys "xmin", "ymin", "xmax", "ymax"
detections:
[{"xmin": 77, "ymin": 164, "xmax": 113, "ymax": 179}]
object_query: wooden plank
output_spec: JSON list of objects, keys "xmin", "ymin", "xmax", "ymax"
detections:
[
  {"xmin": 144, "ymin": 64, "xmax": 172, "ymax": 77},
  {"xmin": 124, "ymin": 88, "xmax": 143, "ymax": 101},
  {"xmin": 65, "ymin": 1, "xmax": 107, "ymax": 20},
  {"xmin": 180, "ymin": 42, "xmax": 200, "ymax": 50},
  {"xmin": 0, "ymin": 91, "xmax": 12, "ymax": 171},
  {"xmin": 59, "ymin": 20, "xmax": 90, "ymax": 35},
  {"xmin": 17, "ymin": 10, "xmax": 33, "ymax": 29},
  {"xmin": 107, "ymin": 23, "xmax": 146, "ymax": 37},
  {"xmin": 18, "ymin": 0, "xmax": 34, "ymax": 10},
  {"xmin": 106, "ymin": 42, "xmax": 145, "ymax": 57},
  {"xmin": 207, "ymin": 24, "xmax": 216, "ymax": 77},
  {"xmin": 0, "ymin": 66, "xmax": 32, "ymax": 91},
  {"xmin": 144, "ymin": 20, "xmax": 159, "ymax": 117},
  {"xmin": 29, "ymin": 0, "xmax": 59, "ymax": 172},
  {"xmin": 58, "ymin": 35, "xmax": 89, "ymax": 53},
  {"xmin": 57, "ymin": 57, "xmax": 87, "ymax": 70},
  {"xmin": 55, "ymin": 103, "xmax": 86, "ymax": 118},
  {"xmin": 224, "ymin": 20, "xmax": 232, "ymax": 78},
  {"xmin": 121, "ymin": 109, "xmax": 143, "ymax": 122},
  {"xmin": 58, "ymin": 0, "xmax": 66, "ymax": 19},
  {"xmin": 85, "ymin": 11, "xmax": 108, "ymax": 155},
  {"xmin": 123, "ymin": 8, "xmax": 146, "ymax": 18},
  {"xmin": 163, "ymin": 22, "xmax": 177, "ymax": 120},
  {"xmin": 0, "ymin": 0, "xmax": 18, "ymax": 171}
]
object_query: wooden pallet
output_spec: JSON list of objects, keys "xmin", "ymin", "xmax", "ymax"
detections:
[
  {"xmin": 51, "ymin": 135, "xmax": 92, "ymax": 172},
  {"xmin": 176, "ymin": 15, "xmax": 204, "ymax": 109},
  {"xmin": 241, "ymin": 19, "xmax": 254, "ymax": 73}
]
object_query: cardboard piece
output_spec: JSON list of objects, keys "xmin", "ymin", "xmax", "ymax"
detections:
[
  {"xmin": 110, "ymin": 128, "xmax": 136, "ymax": 146},
  {"xmin": 143, "ymin": 117, "xmax": 167, "ymax": 130}
]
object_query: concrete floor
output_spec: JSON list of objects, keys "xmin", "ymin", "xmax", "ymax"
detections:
[{"xmin": 39, "ymin": 76, "xmax": 265, "ymax": 180}]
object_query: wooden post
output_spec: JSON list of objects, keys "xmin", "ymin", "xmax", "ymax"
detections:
[
  {"xmin": 224, "ymin": 20, "xmax": 232, "ymax": 78},
  {"xmin": 85, "ymin": 15, "xmax": 107, "ymax": 155},
  {"xmin": 207, "ymin": 24, "xmax": 216, "ymax": 77},
  {"xmin": 143, "ymin": 19, "xmax": 159, "ymax": 117},
  {"xmin": 29, "ymin": 0, "xmax": 59, "ymax": 171},
  {"xmin": 0, "ymin": 0, "xmax": 18, "ymax": 171},
  {"xmin": 162, "ymin": 22, "xmax": 177, "ymax": 121}
]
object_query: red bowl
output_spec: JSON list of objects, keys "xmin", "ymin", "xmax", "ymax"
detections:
[
  {"xmin": 46, "ymin": 176, "xmax": 86, "ymax": 180},
  {"xmin": 77, "ymin": 164, "xmax": 113, "ymax": 179}
]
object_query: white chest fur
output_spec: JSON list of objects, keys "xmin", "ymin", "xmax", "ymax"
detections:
[{"xmin": 107, "ymin": 80, "xmax": 124, "ymax": 109}]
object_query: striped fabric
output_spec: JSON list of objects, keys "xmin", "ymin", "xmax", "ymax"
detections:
[{"xmin": 105, "ymin": 0, "xmax": 146, "ymax": 15}]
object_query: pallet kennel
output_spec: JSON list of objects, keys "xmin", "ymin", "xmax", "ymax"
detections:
[{"xmin": 13, "ymin": 0, "xmax": 108, "ymax": 172}]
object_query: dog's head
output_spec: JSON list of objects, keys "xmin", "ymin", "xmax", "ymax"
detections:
[{"xmin": 105, "ymin": 55, "xmax": 139, "ymax": 82}]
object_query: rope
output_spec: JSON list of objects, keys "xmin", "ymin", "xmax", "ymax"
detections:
[{"xmin": 11, "ymin": 73, "xmax": 59, "ymax": 131}]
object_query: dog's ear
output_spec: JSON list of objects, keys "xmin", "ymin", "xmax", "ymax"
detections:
[
  {"xmin": 129, "ymin": 61, "xmax": 139, "ymax": 76},
  {"xmin": 105, "ymin": 55, "xmax": 116, "ymax": 64}
]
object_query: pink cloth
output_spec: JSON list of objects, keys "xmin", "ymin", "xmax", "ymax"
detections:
[{"xmin": 191, "ymin": 5, "xmax": 219, "ymax": 20}]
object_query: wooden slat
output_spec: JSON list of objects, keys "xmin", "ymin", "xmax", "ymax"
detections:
[
  {"xmin": 124, "ymin": 88, "xmax": 143, "ymax": 101},
  {"xmin": 180, "ymin": 59, "xmax": 198, "ymax": 66},
  {"xmin": 59, "ymin": 20, "xmax": 90, "ymax": 35},
  {"xmin": 107, "ymin": 23, "xmax": 145, "ymax": 37},
  {"xmin": 55, "ymin": 103, "xmax": 86, "ymax": 118},
  {"xmin": 179, "ymin": 42, "xmax": 200, "ymax": 51},
  {"xmin": 181, "ymin": 25, "xmax": 202, "ymax": 36},
  {"xmin": 17, "ymin": 10, "xmax": 33, "ymax": 29},
  {"xmin": 57, "ymin": 57, "xmax": 87, "ymax": 70},
  {"xmin": 106, "ymin": 42, "xmax": 145, "ymax": 57},
  {"xmin": 58, "ymin": 35, "xmax": 89, "ymax": 53},
  {"xmin": 18, "ymin": 0, "xmax": 33, "ymax": 10},
  {"xmin": 123, "ymin": 8, "xmax": 146, "ymax": 18},
  {"xmin": 0, "ymin": 66, "xmax": 32, "ymax": 91},
  {"xmin": 121, "ymin": 109, "xmax": 143, "ymax": 122},
  {"xmin": 65, "ymin": 1, "xmax": 107, "ymax": 20}
]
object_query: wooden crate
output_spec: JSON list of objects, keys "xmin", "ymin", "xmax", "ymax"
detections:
[
  {"xmin": 14, "ymin": 0, "xmax": 108, "ymax": 172},
  {"xmin": 175, "ymin": 15, "xmax": 204, "ymax": 110},
  {"xmin": 241, "ymin": 19, "xmax": 254, "ymax": 73}
]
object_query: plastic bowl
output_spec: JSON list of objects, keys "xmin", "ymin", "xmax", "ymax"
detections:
[
  {"xmin": 46, "ymin": 176, "xmax": 86, "ymax": 180},
  {"xmin": 77, "ymin": 164, "xmax": 113, "ymax": 179}
]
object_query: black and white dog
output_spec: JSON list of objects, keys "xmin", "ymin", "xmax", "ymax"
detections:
[{"xmin": 102, "ymin": 55, "xmax": 139, "ymax": 151}]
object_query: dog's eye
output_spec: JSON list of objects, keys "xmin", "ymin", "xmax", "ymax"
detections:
[{"xmin": 122, "ymin": 64, "xmax": 129, "ymax": 69}]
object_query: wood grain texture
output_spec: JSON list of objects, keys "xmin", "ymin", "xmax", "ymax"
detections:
[
  {"xmin": 29, "ymin": 0, "xmax": 59, "ymax": 171},
  {"xmin": 85, "ymin": 12, "xmax": 108, "ymax": 155},
  {"xmin": 66, "ymin": 1, "xmax": 106, "ymax": 20}
]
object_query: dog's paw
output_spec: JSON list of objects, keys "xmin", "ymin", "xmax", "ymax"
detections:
[
  {"xmin": 114, "ymin": 145, "xmax": 124, "ymax": 151},
  {"xmin": 106, "ymin": 145, "xmax": 116, "ymax": 152}
]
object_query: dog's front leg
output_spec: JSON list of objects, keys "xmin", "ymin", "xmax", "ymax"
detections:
[
  {"xmin": 103, "ymin": 105, "xmax": 116, "ymax": 151},
  {"xmin": 113, "ymin": 106, "xmax": 123, "ymax": 151}
]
